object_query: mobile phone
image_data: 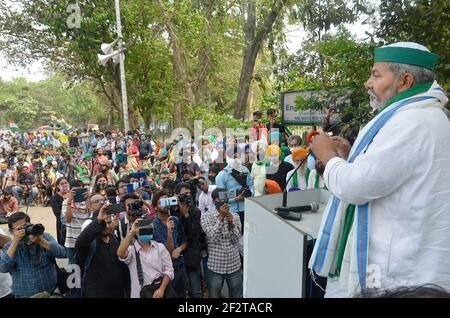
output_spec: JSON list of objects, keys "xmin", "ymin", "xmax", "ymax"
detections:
[
  {"xmin": 108, "ymin": 196, "xmax": 117, "ymax": 204},
  {"xmin": 105, "ymin": 203, "xmax": 125, "ymax": 215},
  {"xmin": 73, "ymin": 188, "xmax": 88, "ymax": 203},
  {"xmin": 138, "ymin": 218, "xmax": 154, "ymax": 236}
]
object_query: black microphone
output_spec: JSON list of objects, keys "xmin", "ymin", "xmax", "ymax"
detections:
[
  {"xmin": 289, "ymin": 202, "xmax": 319, "ymax": 213},
  {"xmin": 326, "ymin": 113, "xmax": 353, "ymax": 133}
]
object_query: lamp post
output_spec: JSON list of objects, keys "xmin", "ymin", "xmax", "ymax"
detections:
[
  {"xmin": 114, "ymin": 0, "xmax": 129, "ymax": 133},
  {"xmin": 97, "ymin": 0, "xmax": 130, "ymax": 132}
]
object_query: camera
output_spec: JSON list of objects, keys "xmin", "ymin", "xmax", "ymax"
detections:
[
  {"xmin": 238, "ymin": 187, "xmax": 252, "ymax": 198},
  {"xmin": 160, "ymin": 196, "xmax": 178, "ymax": 207},
  {"xmin": 127, "ymin": 199, "xmax": 144, "ymax": 217},
  {"xmin": 21, "ymin": 223, "xmax": 45, "ymax": 236},
  {"xmin": 178, "ymin": 193, "xmax": 193, "ymax": 205}
]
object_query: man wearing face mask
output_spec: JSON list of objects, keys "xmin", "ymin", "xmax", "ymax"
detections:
[
  {"xmin": 216, "ymin": 146, "xmax": 254, "ymax": 229},
  {"xmin": 0, "ymin": 212, "xmax": 66, "ymax": 298},
  {"xmin": 138, "ymin": 134, "xmax": 153, "ymax": 163},
  {"xmin": 201, "ymin": 188, "xmax": 242, "ymax": 298},
  {"xmin": 75, "ymin": 204, "xmax": 128, "ymax": 298},
  {"xmin": 117, "ymin": 218, "xmax": 175, "ymax": 298}
]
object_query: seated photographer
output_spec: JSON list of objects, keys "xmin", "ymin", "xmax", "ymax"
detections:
[
  {"xmin": 117, "ymin": 219, "xmax": 175, "ymax": 298},
  {"xmin": 12, "ymin": 166, "xmax": 39, "ymax": 207},
  {"xmin": 152, "ymin": 190, "xmax": 188, "ymax": 298},
  {"xmin": 75, "ymin": 204, "xmax": 128, "ymax": 298},
  {"xmin": 0, "ymin": 212, "xmax": 66, "ymax": 298},
  {"xmin": 200, "ymin": 188, "xmax": 242, "ymax": 298},
  {"xmin": 173, "ymin": 182, "xmax": 203, "ymax": 298},
  {"xmin": 215, "ymin": 145, "xmax": 254, "ymax": 228},
  {"xmin": 0, "ymin": 186, "xmax": 19, "ymax": 222}
]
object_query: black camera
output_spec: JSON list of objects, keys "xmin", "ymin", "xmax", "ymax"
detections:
[
  {"xmin": 22, "ymin": 223, "xmax": 45, "ymax": 236},
  {"xmin": 238, "ymin": 187, "xmax": 252, "ymax": 198},
  {"xmin": 178, "ymin": 193, "xmax": 193, "ymax": 205},
  {"xmin": 127, "ymin": 200, "xmax": 144, "ymax": 217}
]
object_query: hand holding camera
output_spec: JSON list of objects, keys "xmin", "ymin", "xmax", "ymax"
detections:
[{"xmin": 130, "ymin": 219, "xmax": 140, "ymax": 236}]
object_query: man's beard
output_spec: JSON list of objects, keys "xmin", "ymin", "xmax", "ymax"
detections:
[{"xmin": 368, "ymin": 84, "xmax": 398, "ymax": 111}]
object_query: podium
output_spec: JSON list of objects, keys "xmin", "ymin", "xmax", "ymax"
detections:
[{"xmin": 243, "ymin": 188, "xmax": 330, "ymax": 298}]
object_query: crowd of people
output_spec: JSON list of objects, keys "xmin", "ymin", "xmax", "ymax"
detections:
[{"xmin": 0, "ymin": 108, "xmax": 335, "ymax": 298}]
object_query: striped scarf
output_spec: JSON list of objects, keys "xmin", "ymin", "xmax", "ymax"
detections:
[{"xmin": 309, "ymin": 81, "xmax": 446, "ymax": 296}]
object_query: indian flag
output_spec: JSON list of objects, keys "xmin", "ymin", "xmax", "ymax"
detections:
[
  {"xmin": 8, "ymin": 119, "xmax": 19, "ymax": 132},
  {"xmin": 50, "ymin": 115, "xmax": 72, "ymax": 129}
]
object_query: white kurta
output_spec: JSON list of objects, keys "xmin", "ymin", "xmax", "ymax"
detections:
[{"xmin": 323, "ymin": 96, "xmax": 450, "ymax": 295}]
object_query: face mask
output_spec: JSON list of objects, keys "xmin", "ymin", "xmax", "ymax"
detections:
[
  {"xmin": 21, "ymin": 235, "xmax": 30, "ymax": 244},
  {"xmin": 59, "ymin": 184, "xmax": 69, "ymax": 192},
  {"xmin": 139, "ymin": 235, "xmax": 153, "ymax": 243},
  {"xmin": 74, "ymin": 202, "xmax": 87, "ymax": 210},
  {"xmin": 98, "ymin": 182, "xmax": 107, "ymax": 189},
  {"xmin": 132, "ymin": 182, "xmax": 139, "ymax": 190},
  {"xmin": 141, "ymin": 136, "xmax": 146, "ymax": 141},
  {"xmin": 215, "ymin": 202, "xmax": 224, "ymax": 211}
]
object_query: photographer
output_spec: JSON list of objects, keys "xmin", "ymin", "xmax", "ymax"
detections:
[
  {"xmin": 117, "ymin": 193, "xmax": 148, "ymax": 241},
  {"xmin": 75, "ymin": 204, "xmax": 128, "ymax": 298},
  {"xmin": 0, "ymin": 212, "xmax": 66, "ymax": 298},
  {"xmin": 12, "ymin": 166, "xmax": 39, "ymax": 208},
  {"xmin": 152, "ymin": 190, "xmax": 188, "ymax": 298},
  {"xmin": 215, "ymin": 145, "xmax": 254, "ymax": 229},
  {"xmin": 200, "ymin": 188, "xmax": 242, "ymax": 298},
  {"xmin": 117, "ymin": 219, "xmax": 175, "ymax": 298},
  {"xmin": 173, "ymin": 183, "xmax": 204, "ymax": 298}
]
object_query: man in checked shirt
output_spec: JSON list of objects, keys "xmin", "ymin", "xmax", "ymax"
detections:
[{"xmin": 201, "ymin": 188, "xmax": 242, "ymax": 298}]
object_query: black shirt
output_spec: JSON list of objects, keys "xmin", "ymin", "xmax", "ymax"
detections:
[
  {"xmin": 75, "ymin": 220, "xmax": 128, "ymax": 298},
  {"xmin": 266, "ymin": 161, "xmax": 294, "ymax": 192}
]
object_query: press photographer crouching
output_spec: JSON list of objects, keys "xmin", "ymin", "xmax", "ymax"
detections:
[
  {"xmin": 200, "ymin": 188, "xmax": 242, "ymax": 298},
  {"xmin": 117, "ymin": 217, "xmax": 176, "ymax": 298},
  {"xmin": 0, "ymin": 212, "xmax": 66, "ymax": 298}
]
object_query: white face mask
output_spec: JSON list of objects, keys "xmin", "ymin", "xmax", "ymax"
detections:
[
  {"xmin": 132, "ymin": 182, "xmax": 140, "ymax": 190},
  {"xmin": 74, "ymin": 202, "xmax": 87, "ymax": 211},
  {"xmin": 227, "ymin": 157, "xmax": 242, "ymax": 171}
]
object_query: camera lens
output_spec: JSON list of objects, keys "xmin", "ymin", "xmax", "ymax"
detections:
[{"xmin": 25, "ymin": 224, "xmax": 45, "ymax": 236}]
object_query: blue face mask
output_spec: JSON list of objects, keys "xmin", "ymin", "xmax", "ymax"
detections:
[
  {"xmin": 215, "ymin": 202, "xmax": 224, "ymax": 210},
  {"xmin": 139, "ymin": 235, "xmax": 153, "ymax": 243}
]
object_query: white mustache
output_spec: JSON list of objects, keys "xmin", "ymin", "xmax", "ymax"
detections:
[{"xmin": 367, "ymin": 90, "xmax": 378, "ymax": 100}]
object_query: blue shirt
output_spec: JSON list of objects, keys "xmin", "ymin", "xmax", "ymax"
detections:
[
  {"xmin": 215, "ymin": 165, "xmax": 254, "ymax": 213},
  {"xmin": 0, "ymin": 233, "xmax": 66, "ymax": 298},
  {"xmin": 153, "ymin": 216, "xmax": 186, "ymax": 270}
]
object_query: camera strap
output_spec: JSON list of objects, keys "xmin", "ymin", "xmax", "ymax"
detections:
[
  {"xmin": 230, "ymin": 169, "xmax": 247, "ymax": 188},
  {"xmin": 134, "ymin": 245, "xmax": 145, "ymax": 288}
]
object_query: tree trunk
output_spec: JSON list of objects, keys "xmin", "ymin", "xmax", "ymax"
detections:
[
  {"xmin": 233, "ymin": 0, "xmax": 286, "ymax": 119},
  {"xmin": 156, "ymin": 0, "xmax": 196, "ymax": 106}
]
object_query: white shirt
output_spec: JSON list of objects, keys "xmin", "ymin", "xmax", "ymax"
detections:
[
  {"xmin": 0, "ymin": 228, "xmax": 12, "ymax": 298},
  {"xmin": 198, "ymin": 187, "xmax": 215, "ymax": 214},
  {"xmin": 323, "ymin": 95, "xmax": 450, "ymax": 294}
]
